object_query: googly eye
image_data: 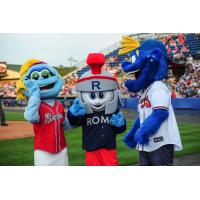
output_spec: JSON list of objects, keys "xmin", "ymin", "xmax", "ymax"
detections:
[
  {"xmin": 89, "ymin": 92, "xmax": 96, "ymax": 99},
  {"xmin": 41, "ymin": 69, "xmax": 50, "ymax": 79},
  {"xmin": 131, "ymin": 55, "xmax": 136, "ymax": 63},
  {"xmin": 30, "ymin": 71, "xmax": 40, "ymax": 80},
  {"xmin": 136, "ymin": 50, "xmax": 139, "ymax": 57},
  {"xmin": 98, "ymin": 92, "xmax": 105, "ymax": 99}
]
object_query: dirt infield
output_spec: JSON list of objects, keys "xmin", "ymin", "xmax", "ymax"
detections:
[{"xmin": 0, "ymin": 121, "xmax": 33, "ymax": 141}]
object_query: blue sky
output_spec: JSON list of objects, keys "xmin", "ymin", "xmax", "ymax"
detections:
[{"xmin": 0, "ymin": 33, "xmax": 125, "ymax": 66}]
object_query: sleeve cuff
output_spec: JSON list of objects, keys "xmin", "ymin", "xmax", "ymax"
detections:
[{"xmin": 152, "ymin": 106, "xmax": 169, "ymax": 110}]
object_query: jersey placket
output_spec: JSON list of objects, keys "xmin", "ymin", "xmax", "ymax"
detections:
[
  {"xmin": 42, "ymin": 103, "xmax": 59, "ymax": 152},
  {"xmin": 55, "ymin": 102, "xmax": 61, "ymax": 151}
]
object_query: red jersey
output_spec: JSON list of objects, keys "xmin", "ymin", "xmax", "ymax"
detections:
[{"xmin": 33, "ymin": 101, "xmax": 67, "ymax": 153}]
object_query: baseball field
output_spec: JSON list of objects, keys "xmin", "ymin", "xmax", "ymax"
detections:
[{"xmin": 0, "ymin": 111, "xmax": 200, "ymax": 166}]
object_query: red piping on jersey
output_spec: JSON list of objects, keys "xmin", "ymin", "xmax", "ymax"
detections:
[
  {"xmin": 77, "ymin": 76, "xmax": 117, "ymax": 83},
  {"xmin": 41, "ymin": 102, "xmax": 58, "ymax": 152},
  {"xmin": 152, "ymin": 106, "xmax": 169, "ymax": 110}
]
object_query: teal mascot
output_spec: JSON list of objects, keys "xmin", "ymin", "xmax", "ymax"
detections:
[{"xmin": 17, "ymin": 59, "xmax": 70, "ymax": 166}]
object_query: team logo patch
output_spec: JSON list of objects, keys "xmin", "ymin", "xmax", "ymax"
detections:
[
  {"xmin": 44, "ymin": 112, "xmax": 63, "ymax": 124},
  {"xmin": 139, "ymin": 96, "xmax": 151, "ymax": 108},
  {"xmin": 153, "ymin": 136, "xmax": 164, "ymax": 143}
]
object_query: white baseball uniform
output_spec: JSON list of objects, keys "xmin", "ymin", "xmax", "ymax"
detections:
[{"xmin": 136, "ymin": 81, "xmax": 183, "ymax": 152}]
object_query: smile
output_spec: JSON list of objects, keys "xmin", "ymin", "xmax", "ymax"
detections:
[
  {"xmin": 126, "ymin": 68, "xmax": 141, "ymax": 75},
  {"xmin": 39, "ymin": 82, "xmax": 55, "ymax": 90},
  {"xmin": 93, "ymin": 105, "xmax": 102, "ymax": 108}
]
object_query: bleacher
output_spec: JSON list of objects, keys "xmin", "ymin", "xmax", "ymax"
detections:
[
  {"xmin": 74, "ymin": 33, "xmax": 200, "ymax": 78},
  {"xmin": 186, "ymin": 33, "xmax": 200, "ymax": 59}
]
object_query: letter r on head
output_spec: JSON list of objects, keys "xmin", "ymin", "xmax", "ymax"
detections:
[{"xmin": 92, "ymin": 81, "xmax": 101, "ymax": 90}]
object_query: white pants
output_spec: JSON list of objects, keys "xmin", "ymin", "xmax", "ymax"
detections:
[{"xmin": 34, "ymin": 147, "xmax": 69, "ymax": 166}]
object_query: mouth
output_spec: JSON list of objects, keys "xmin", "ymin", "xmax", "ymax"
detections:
[
  {"xmin": 39, "ymin": 82, "xmax": 56, "ymax": 90},
  {"xmin": 91, "ymin": 104, "xmax": 105, "ymax": 111},
  {"xmin": 93, "ymin": 104, "xmax": 102, "ymax": 108},
  {"xmin": 126, "ymin": 69, "xmax": 141, "ymax": 75}
]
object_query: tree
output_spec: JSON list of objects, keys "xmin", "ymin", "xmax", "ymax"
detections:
[{"xmin": 68, "ymin": 56, "xmax": 78, "ymax": 67}]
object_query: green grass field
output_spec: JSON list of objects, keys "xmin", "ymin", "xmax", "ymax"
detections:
[{"xmin": 0, "ymin": 112, "xmax": 200, "ymax": 166}]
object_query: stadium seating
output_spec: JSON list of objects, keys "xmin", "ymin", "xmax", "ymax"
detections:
[{"xmin": 75, "ymin": 33, "xmax": 200, "ymax": 78}]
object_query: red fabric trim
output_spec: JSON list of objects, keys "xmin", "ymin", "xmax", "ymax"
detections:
[
  {"xmin": 77, "ymin": 76, "xmax": 118, "ymax": 83},
  {"xmin": 152, "ymin": 106, "xmax": 169, "ymax": 110}
]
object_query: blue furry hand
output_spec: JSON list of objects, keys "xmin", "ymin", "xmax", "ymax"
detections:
[
  {"xmin": 123, "ymin": 132, "xmax": 137, "ymax": 148},
  {"xmin": 134, "ymin": 128, "xmax": 149, "ymax": 145},
  {"xmin": 110, "ymin": 112, "xmax": 125, "ymax": 127},
  {"xmin": 69, "ymin": 98, "xmax": 86, "ymax": 116},
  {"xmin": 24, "ymin": 80, "xmax": 40, "ymax": 98},
  {"xmin": 122, "ymin": 117, "xmax": 140, "ymax": 148}
]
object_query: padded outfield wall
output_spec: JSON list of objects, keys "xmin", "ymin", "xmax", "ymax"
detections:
[
  {"xmin": 121, "ymin": 98, "xmax": 200, "ymax": 125},
  {"xmin": 121, "ymin": 98, "xmax": 200, "ymax": 110}
]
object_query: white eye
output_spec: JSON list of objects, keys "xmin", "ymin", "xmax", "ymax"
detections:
[
  {"xmin": 131, "ymin": 55, "xmax": 136, "ymax": 63},
  {"xmin": 98, "ymin": 92, "xmax": 105, "ymax": 99},
  {"xmin": 89, "ymin": 92, "xmax": 97, "ymax": 99}
]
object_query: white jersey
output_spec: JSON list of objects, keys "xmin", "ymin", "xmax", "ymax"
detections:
[{"xmin": 137, "ymin": 81, "xmax": 182, "ymax": 152}]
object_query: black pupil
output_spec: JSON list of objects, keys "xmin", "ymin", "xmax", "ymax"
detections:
[
  {"xmin": 90, "ymin": 92, "xmax": 96, "ymax": 99},
  {"xmin": 33, "ymin": 75, "xmax": 39, "ymax": 80},
  {"xmin": 42, "ymin": 73, "xmax": 49, "ymax": 78},
  {"xmin": 99, "ymin": 92, "xmax": 104, "ymax": 99}
]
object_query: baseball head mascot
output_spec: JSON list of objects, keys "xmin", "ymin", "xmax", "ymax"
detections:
[
  {"xmin": 119, "ymin": 36, "xmax": 184, "ymax": 166},
  {"xmin": 67, "ymin": 53, "xmax": 126, "ymax": 166},
  {"xmin": 17, "ymin": 59, "xmax": 70, "ymax": 166}
]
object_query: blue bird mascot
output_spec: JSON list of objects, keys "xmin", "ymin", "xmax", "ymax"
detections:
[
  {"xmin": 119, "ymin": 36, "xmax": 184, "ymax": 166},
  {"xmin": 17, "ymin": 59, "xmax": 70, "ymax": 166}
]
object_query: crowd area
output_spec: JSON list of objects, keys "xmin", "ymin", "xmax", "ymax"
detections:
[
  {"xmin": 0, "ymin": 34, "xmax": 200, "ymax": 108},
  {"xmin": 162, "ymin": 33, "xmax": 190, "ymax": 62},
  {"xmin": 0, "ymin": 82, "xmax": 17, "ymax": 98}
]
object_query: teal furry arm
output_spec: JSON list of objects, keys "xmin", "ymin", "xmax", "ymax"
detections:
[
  {"xmin": 62, "ymin": 117, "xmax": 73, "ymax": 130},
  {"xmin": 24, "ymin": 80, "xmax": 41, "ymax": 123}
]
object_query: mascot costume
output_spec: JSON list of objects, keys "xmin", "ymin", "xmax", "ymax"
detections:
[
  {"xmin": 119, "ymin": 36, "xmax": 183, "ymax": 166},
  {"xmin": 67, "ymin": 53, "xmax": 126, "ymax": 166},
  {"xmin": 17, "ymin": 59, "xmax": 69, "ymax": 166}
]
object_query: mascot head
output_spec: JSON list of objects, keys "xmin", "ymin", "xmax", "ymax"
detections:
[
  {"xmin": 17, "ymin": 59, "xmax": 64, "ymax": 100},
  {"xmin": 119, "ymin": 36, "xmax": 185, "ymax": 93},
  {"xmin": 76, "ymin": 53, "xmax": 122, "ymax": 114}
]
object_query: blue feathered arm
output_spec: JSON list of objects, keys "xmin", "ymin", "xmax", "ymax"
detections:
[
  {"xmin": 123, "ymin": 117, "xmax": 140, "ymax": 148},
  {"xmin": 63, "ymin": 118, "xmax": 73, "ymax": 130},
  {"xmin": 24, "ymin": 80, "xmax": 41, "ymax": 123},
  {"xmin": 134, "ymin": 109, "xmax": 169, "ymax": 145}
]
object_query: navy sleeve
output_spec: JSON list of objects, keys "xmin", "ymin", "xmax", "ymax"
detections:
[
  {"xmin": 67, "ymin": 109, "xmax": 83, "ymax": 126},
  {"xmin": 115, "ymin": 118, "xmax": 127, "ymax": 134}
]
